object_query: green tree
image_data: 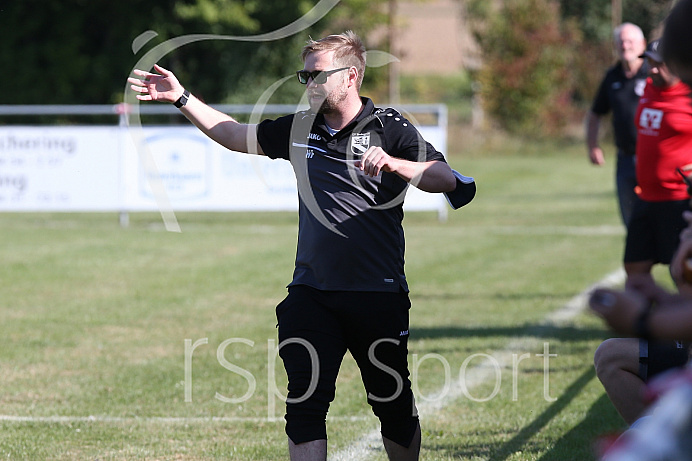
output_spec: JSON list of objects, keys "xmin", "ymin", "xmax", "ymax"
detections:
[
  {"xmin": 466, "ymin": 0, "xmax": 673, "ymax": 136},
  {"xmin": 558, "ymin": 0, "xmax": 673, "ymax": 107},
  {"xmin": 0, "ymin": 0, "xmax": 175, "ymax": 104},
  {"xmin": 476, "ymin": 0, "xmax": 579, "ymax": 136},
  {"xmin": 0, "ymin": 0, "xmax": 389, "ymax": 106},
  {"xmin": 158, "ymin": 0, "xmax": 319, "ymax": 105}
]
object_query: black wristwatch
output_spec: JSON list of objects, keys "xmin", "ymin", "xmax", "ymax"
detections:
[{"xmin": 174, "ymin": 89, "xmax": 190, "ymax": 108}]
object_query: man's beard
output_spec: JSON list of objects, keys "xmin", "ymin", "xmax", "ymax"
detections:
[{"xmin": 309, "ymin": 84, "xmax": 349, "ymax": 114}]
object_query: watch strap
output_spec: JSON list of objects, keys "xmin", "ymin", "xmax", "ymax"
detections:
[{"xmin": 174, "ymin": 89, "xmax": 190, "ymax": 108}]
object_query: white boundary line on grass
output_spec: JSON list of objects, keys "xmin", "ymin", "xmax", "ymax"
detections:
[
  {"xmin": 481, "ymin": 225, "xmax": 624, "ymax": 236},
  {"xmin": 0, "ymin": 415, "xmax": 370, "ymax": 424},
  {"xmin": 327, "ymin": 267, "xmax": 626, "ymax": 461}
]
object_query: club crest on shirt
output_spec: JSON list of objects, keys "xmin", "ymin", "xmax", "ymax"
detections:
[
  {"xmin": 639, "ymin": 108, "xmax": 663, "ymax": 134},
  {"xmin": 350, "ymin": 132, "xmax": 370, "ymax": 156}
]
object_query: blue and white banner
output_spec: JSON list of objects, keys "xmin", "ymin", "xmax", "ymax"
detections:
[{"xmin": 0, "ymin": 124, "xmax": 447, "ymax": 216}]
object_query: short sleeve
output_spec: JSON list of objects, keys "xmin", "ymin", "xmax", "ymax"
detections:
[
  {"xmin": 257, "ymin": 115, "xmax": 295, "ymax": 160},
  {"xmin": 591, "ymin": 75, "xmax": 611, "ymax": 116},
  {"xmin": 380, "ymin": 110, "xmax": 446, "ymax": 163}
]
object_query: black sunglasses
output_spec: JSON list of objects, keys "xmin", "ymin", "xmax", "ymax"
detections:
[{"xmin": 296, "ymin": 67, "xmax": 350, "ymax": 84}]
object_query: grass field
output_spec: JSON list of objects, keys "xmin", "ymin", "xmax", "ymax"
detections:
[{"xmin": 0, "ymin": 143, "xmax": 656, "ymax": 460}]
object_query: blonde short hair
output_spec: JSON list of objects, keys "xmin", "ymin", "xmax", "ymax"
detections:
[{"xmin": 301, "ymin": 30, "xmax": 366, "ymax": 90}]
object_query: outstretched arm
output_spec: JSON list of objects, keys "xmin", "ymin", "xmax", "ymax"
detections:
[{"xmin": 128, "ymin": 64, "xmax": 264, "ymax": 155}]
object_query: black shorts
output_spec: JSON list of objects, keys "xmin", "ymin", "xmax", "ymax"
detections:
[
  {"xmin": 639, "ymin": 339, "xmax": 690, "ymax": 381},
  {"xmin": 275, "ymin": 284, "xmax": 418, "ymax": 447},
  {"xmin": 624, "ymin": 199, "xmax": 690, "ymax": 265}
]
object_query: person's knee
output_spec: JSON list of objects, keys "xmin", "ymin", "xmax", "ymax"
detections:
[
  {"xmin": 283, "ymin": 377, "xmax": 336, "ymax": 445},
  {"xmin": 370, "ymin": 391, "xmax": 419, "ymax": 448},
  {"xmin": 594, "ymin": 338, "xmax": 638, "ymax": 380},
  {"xmin": 285, "ymin": 413, "xmax": 328, "ymax": 445},
  {"xmin": 380, "ymin": 413, "xmax": 420, "ymax": 448},
  {"xmin": 595, "ymin": 339, "xmax": 621, "ymax": 377}
]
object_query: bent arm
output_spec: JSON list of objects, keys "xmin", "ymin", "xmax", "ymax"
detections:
[
  {"xmin": 647, "ymin": 307, "xmax": 692, "ymax": 341},
  {"xmin": 590, "ymin": 286, "xmax": 692, "ymax": 341},
  {"xmin": 357, "ymin": 146, "xmax": 456, "ymax": 193},
  {"xmin": 390, "ymin": 158, "xmax": 456, "ymax": 193}
]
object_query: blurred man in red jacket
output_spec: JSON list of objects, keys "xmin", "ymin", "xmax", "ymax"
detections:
[{"xmin": 594, "ymin": 39, "xmax": 692, "ymax": 427}]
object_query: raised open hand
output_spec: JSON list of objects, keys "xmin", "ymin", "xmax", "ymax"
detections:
[{"xmin": 128, "ymin": 64, "xmax": 184, "ymax": 104}]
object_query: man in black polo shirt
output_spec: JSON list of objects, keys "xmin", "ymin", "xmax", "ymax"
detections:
[
  {"xmin": 586, "ymin": 22, "xmax": 648, "ymax": 226},
  {"xmin": 129, "ymin": 31, "xmax": 461, "ymax": 461}
]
